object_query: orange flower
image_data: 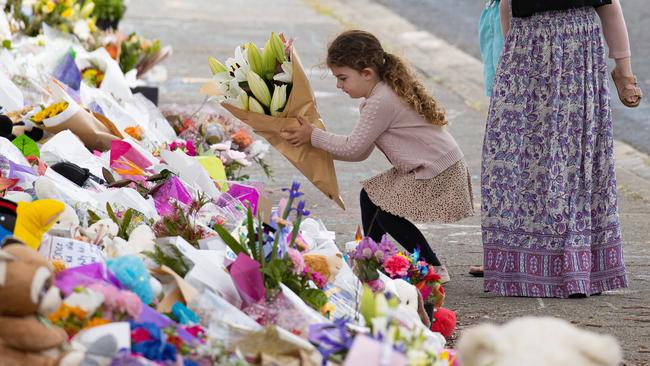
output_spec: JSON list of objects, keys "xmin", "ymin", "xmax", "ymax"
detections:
[
  {"xmin": 48, "ymin": 305, "xmax": 71, "ymax": 322},
  {"xmin": 124, "ymin": 125, "xmax": 145, "ymax": 141},
  {"xmin": 86, "ymin": 317, "xmax": 110, "ymax": 328},
  {"xmin": 68, "ymin": 306, "xmax": 87, "ymax": 319},
  {"xmin": 231, "ymin": 128, "xmax": 253, "ymax": 149},
  {"xmin": 50, "ymin": 260, "xmax": 67, "ymax": 273},
  {"xmin": 105, "ymin": 43, "xmax": 120, "ymax": 60}
]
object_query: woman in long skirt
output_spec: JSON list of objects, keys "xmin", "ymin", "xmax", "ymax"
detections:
[{"xmin": 481, "ymin": 0, "xmax": 628, "ymax": 298}]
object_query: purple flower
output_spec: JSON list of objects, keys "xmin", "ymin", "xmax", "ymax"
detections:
[
  {"xmin": 352, "ymin": 237, "xmax": 379, "ymax": 261},
  {"xmin": 295, "ymin": 200, "xmax": 310, "ymax": 217},
  {"xmin": 378, "ymin": 234, "xmax": 397, "ymax": 257},
  {"xmin": 282, "ymin": 181, "xmax": 304, "ymax": 199}
]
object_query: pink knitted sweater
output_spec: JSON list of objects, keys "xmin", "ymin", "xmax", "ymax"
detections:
[{"xmin": 311, "ymin": 82, "xmax": 464, "ymax": 180}]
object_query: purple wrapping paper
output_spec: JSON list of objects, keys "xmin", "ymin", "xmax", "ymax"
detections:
[
  {"xmin": 54, "ymin": 52, "xmax": 81, "ymax": 91},
  {"xmin": 136, "ymin": 305, "xmax": 196, "ymax": 344},
  {"xmin": 55, "ymin": 262, "xmax": 123, "ymax": 296},
  {"xmin": 152, "ymin": 176, "xmax": 193, "ymax": 216},
  {"xmin": 227, "ymin": 183, "xmax": 260, "ymax": 214}
]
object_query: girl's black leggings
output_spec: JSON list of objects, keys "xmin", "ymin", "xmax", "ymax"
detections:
[{"xmin": 359, "ymin": 189, "xmax": 441, "ymax": 266}]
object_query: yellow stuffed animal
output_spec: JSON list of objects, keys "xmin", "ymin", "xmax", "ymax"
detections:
[{"xmin": 303, "ymin": 253, "xmax": 343, "ymax": 283}]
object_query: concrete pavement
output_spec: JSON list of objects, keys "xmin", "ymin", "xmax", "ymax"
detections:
[{"xmin": 122, "ymin": 0, "xmax": 650, "ymax": 364}]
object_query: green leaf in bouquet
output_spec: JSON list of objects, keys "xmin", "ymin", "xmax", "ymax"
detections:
[
  {"xmin": 102, "ymin": 167, "xmax": 116, "ymax": 184},
  {"xmin": 213, "ymin": 224, "xmax": 248, "ymax": 255},
  {"xmin": 11, "ymin": 134, "xmax": 39, "ymax": 158},
  {"xmin": 2, "ymin": 39, "xmax": 12, "ymax": 50},
  {"xmin": 148, "ymin": 39, "xmax": 161, "ymax": 55},
  {"xmin": 87, "ymin": 209, "xmax": 102, "ymax": 226},
  {"xmin": 245, "ymin": 203, "xmax": 258, "ymax": 263},
  {"xmin": 118, "ymin": 208, "xmax": 133, "ymax": 240},
  {"xmin": 143, "ymin": 245, "xmax": 190, "ymax": 277},
  {"xmin": 106, "ymin": 202, "xmax": 119, "ymax": 226},
  {"xmin": 300, "ymin": 288, "xmax": 328, "ymax": 311}
]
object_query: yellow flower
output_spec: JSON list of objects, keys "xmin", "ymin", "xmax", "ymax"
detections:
[
  {"xmin": 87, "ymin": 19, "xmax": 96, "ymax": 33},
  {"xmin": 64, "ymin": 0, "xmax": 74, "ymax": 7},
  {"xmin": 320, "ymin": 302, "xmax": 336, "ymax": 315},
  {"xmin": 43, "ymin": 1, "xmax": 56, "ymax": 14},
  {"xmin": 61, "ymin": 7, "xmax": 73, "ymax": 19},
  {"xmin": 32, "ymin": 101, "xmax": 69, "ymax": 123}
]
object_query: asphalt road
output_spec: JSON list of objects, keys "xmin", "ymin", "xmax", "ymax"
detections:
[{"xmin": 372, "ymin": 0, "xmax": 650, "ymax": 155}]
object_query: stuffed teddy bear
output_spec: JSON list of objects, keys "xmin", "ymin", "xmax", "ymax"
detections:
[
  {"xmin": 303, "ymin": 253, "xmax": 343, "ymax": 284},
  {"xmin": 0, "ymin": 237, "xmax": 83, "ymax": 366},
  {"xmin": 456, "ymin": 316, "xmax": 623, "ymax": 366}
]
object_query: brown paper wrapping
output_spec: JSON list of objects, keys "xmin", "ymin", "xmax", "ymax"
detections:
[
  {"xmin": 220, "ymin": 49, "xmax": 345, "ymax": 209},
  {"xmin": 43, "ymin": 108, "xmax": 122, "ymax": 152},
  {"xmin": 151, "ymin": 265, "xmax": 199, "ymax": 314}
]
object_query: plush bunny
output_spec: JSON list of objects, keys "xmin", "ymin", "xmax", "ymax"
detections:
[
  {"xmin": 390, "ymin": 278, "xmax": 431, "ymax": 328},
  {"xmin": 457, "ymin": 316, "xmax": 623, "ymax": 366}
]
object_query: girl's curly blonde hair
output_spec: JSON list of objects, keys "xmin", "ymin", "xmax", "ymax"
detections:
[{"xmin": 327, "ymin": 30, "xmax": 446, "ymax": 125}]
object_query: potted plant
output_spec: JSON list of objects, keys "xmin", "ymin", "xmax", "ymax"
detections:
[{"xmin": 92, "ymin": 0, "xmax": 126, "ymax": 31}]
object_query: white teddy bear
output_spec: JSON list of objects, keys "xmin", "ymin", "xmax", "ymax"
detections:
[{"xmin": 457, "ymin": 316, "xmax": 623, "ymax": 366}]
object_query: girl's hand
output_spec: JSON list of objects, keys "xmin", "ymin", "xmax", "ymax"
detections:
[{"xmin": 281, "ymin": 116, "xmax": 314, "ymax": 147}]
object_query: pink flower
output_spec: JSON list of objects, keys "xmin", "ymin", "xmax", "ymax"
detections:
[
  {"xmin": 185, "ymin": 140, "xmax": 197, "ymax": 156},
  {"xmin": 367, "ymin": 279, "xmax": 385, "ymax": 293},
  {"xmin": 87, "ymin": 283, "xmax": 120, "ymax": 308},
  {"xmin": 184, "ymin": 325, "xmax": 205, "ymax": 339},
  {"xmin": 311, "ymin": 271, "xmax": 327, "ymax": 289},
  {"xmin": 131, "ymin": 328, "xmax": 152, "ymax": 343},
  {"xmin": 287, "ymin": 248, "xmax": 305, "ymax": 274},
  {"xmin": 116, "ymin": 290, "xmax": 143, "ymax": 318},
  {"xmin": 383, "ymin": 255, "xmax": 410, "ymax": 278}
]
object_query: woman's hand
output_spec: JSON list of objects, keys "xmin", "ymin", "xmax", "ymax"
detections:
[{"xmin": 281, "ymin": 116, "xmax": 314, "ymax": 147}]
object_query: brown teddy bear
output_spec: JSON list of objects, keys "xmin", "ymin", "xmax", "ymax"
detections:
[
  {"xmin": 303, "ymin": 253, "xmax": 343, "ymax": 284},
  {"xmin": 0, "ymin": 237, "xmax": 84, "ymax": 366}
]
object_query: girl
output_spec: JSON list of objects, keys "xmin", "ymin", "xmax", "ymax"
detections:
[
  {"xmin": 482, "ymin": 0, "xmax": 628, "ymax": 298},
  {"xmin": 503, "ymin": 0, "xmax": 642, "ymax": 107},
  {"xmin": 281, "ymin": 30, "xmax": 475, "ymax": 284}
]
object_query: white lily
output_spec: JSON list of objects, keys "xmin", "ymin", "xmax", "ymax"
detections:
[
  {"xmin": 269, "ymin": 32, "xmax": 286, "ymax": 64},
  {"xmin": 273, "ymin": 60, "xmax": 293, "ymax": 83},
  {"xmin": 247, "ymin": 71, "xmax": 271, "ymax": 107},
  {"xmin": 238, "ymin": 91, "xmax": 250, "ymax": 111},
  {"xmin": 246, "ymin": 42, "xmax": 264, "ymax": 76},
  {"xmin": 270, "ymin": 84, "xmax": 287, "ymax": 116},
  {"xmin": 225, "ymin": 46, "xmax": 250, "ymax": 83},
  {"xmin": 248, "ymin": 96, "xmax": 265, "ymax": 114}
]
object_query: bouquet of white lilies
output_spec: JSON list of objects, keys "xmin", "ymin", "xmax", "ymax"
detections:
[
  {"xmin": 205, "ymin": 33, "xmax": 345, "ymax": 209},
  {"xmin": 208, "ymin": 32, "xmax": 292, "ymax": 117}
]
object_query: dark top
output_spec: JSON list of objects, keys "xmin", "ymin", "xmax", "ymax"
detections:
[{"xmin": 512, "ymin": 0, "xmax": 612, "ymax": 18}]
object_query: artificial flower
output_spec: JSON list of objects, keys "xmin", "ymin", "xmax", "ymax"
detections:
[{"xmin": 383, "ymin": 254, "xmax": 410, "ymax": 278}]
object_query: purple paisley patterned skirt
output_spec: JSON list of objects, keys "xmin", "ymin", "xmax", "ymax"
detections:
[{"xmin": 481, "ymin": 6, "xmax": 628, "ymax": 298}]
